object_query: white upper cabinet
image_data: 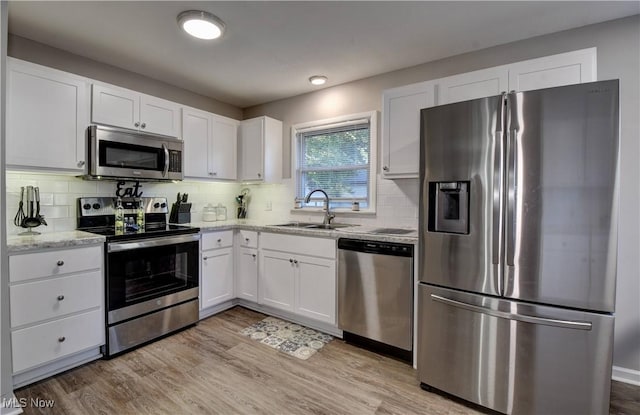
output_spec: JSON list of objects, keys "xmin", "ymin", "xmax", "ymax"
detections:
[
  {"xmin": 381, "ymin": 48, "xmax": 598, "ymax": 179},
  {"xmin": 508, "ymin": 48, "xmax": 596, "ymax": 92},
  {"xmin": 211, "ymin": 114, "xmax": 238, "ymax": 180},
  {"xmin": 92, "ymin": 83, "xmax": 181, "ymax": 137},
  {"xmin": 6, "ymin": 58, "xmax": 89, "ymax": 171},
  {"xmin": 382, "ymin": 81, "xmax": 435, "ymax": 178},
  {"xmin": 436, "ymin": 66, "xmax": 509, "ymax": 105},
  {"xmin": 182, "ymin": 107, "xmax": 211, "ymax": 178},
  {"xmin": 239, "ymin": 116, "xmax": 283, "ymax": 182},
  {"xmin": 182, "ymin": 107, "xmax": 238, "ymax": 180}
]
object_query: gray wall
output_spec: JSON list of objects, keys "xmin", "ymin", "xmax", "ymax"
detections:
[
  {"xmin": 7, "ymin": 35, "xmax": 243, "ymax": 120},
  {"xmin": 244, "ymin": 15, "xmax": 640, "ymax": 373}
]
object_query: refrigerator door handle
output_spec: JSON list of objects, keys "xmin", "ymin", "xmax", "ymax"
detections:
[
  {"xmin": 492, "ymin": 93, "xmax": 506, "ymax": 271},
  {"xmin": 505, "ymin": 92, "xmax": 519, "ymax": 267},
  {"xmin": 430, "ymin": 294, "xmax": 593, "ymax": 331}
]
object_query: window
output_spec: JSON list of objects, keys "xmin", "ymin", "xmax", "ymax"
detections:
[{"xmin": 293, "ymin": 111, "xmax": 377, "ymax": 211}]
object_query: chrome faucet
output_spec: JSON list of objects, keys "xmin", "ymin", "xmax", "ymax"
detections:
[{"xmin": 304, "ymin": 189, "xmax": 335, "ymax": 225}]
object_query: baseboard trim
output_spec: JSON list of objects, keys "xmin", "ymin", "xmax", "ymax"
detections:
[
  {"xmin": 612, "ymin": 366, "xmax": 640, "ymax": 386},
  {"xmin": 237, "ymin": 300, "xmax": 342, "ymax": 337},
  {"xmin": 12, "ymin": 348, "xmax": 102, "ymax": 389}
]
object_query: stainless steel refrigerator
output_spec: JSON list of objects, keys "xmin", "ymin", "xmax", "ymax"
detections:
[{"xmin": 417, "ymin": 80, "xmax": 619, "ymax": 415}]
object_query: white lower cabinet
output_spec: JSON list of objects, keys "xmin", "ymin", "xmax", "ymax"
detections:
[
  {"xmin": 235, "ymin": 230, "xmax": 259, "ymax": 302},
  {"xmin": 200, "ymin": 231, "xmax": 234, "ymax": 310},
  {"xmin": 258, "ymin": 233, "xmax": 336, "ymax": 325},
  {"xmin": 294, "ymin": 256, "xmax": 336, "ymax": 323},
  {"xmin": 236, "ymin": 247, "xmax": 258, "ymax": 301},
  {"xmin": 12, "ymin": 309, "xmax": 104, "ymax": 374},
  {"xmin": 259, "ymin": 250, "xmax": 296, "ymax": 312},
  {"xmin": 8, "ymin": 244, "xmax": 104, "ymax": 383}
]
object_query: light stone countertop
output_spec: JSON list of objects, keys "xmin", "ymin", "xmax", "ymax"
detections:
[
  {"xmin": 6, "ymin": 220, "xmax": 417, "ymax": 253},
  {"xmin": 181, "ymin": 219, "xmax": 418, "ymax": 244},
  {"xmin": 7, "ymin": 231, "xmax": 106, "ymax": 253}
]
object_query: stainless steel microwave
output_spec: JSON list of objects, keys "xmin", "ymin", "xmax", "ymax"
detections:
[{"xmin": 88, "ymin": 125, "xmax": 183, "ymax": 181}]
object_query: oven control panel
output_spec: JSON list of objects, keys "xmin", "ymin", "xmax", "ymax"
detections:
[{"xmin": 78, "ymin": 197, "xmax": 168, "ymax": 216}]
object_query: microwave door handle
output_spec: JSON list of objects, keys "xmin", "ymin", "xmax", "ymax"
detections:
[{"xmin": 162, "ymin": 144, "xmax": 169, "ymax": 177}]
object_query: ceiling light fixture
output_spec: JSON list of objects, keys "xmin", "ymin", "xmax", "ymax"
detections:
[
  {"xmin": 178, "ymin": 10, "xmax": 225, "ymax": 40},
  {"xmin": 309, "ymin": 75, "xmax": 328, "ymax": 86}
]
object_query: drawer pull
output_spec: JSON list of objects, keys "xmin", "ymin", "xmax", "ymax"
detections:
[
  {"xmin": 252, "ymin": 254, "xmax": 256, "ymax": 259},
  {"xmin": 57, "ymin": 295, "xmax": 65, "ymax": 301},
  {"xmin": 293, "ymin": 259, "xmax": 298, "ymax": 265},
  {"xmin": 58, "ymin": 336, "xmax": 66, "ymax": 343},
  {"xmin": 217, "ymin": 238, "xmax": 222, "ymax": 243},
  {"xmin": 203, "ymin": 256, "xmax": 209, "ymax": 261},
  {"xmin": 56, "ymin": 260, "xmax": 64, "ymax": 266},
  {"xmin": 245, "ymin": 238, "xmax": 250, "ymax": 243},
  {"xmin": 289, "ymin": 258, "xmax": 293, "ymax": 263}
]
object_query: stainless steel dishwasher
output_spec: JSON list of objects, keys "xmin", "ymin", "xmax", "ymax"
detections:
[{"xmin": 338, "ymin": 238, "xmax": 414, "ymax": 362}]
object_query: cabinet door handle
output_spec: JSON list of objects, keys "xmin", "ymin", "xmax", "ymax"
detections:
[
  {"xmin": 141, "ymin": 122, "xmax": 146, "ymax": 129},
  {"xmin": 245, "ymin": 238, "xmax": 250, "ymax": 243},
  {"xmin": 257, "ymin": 173, "xmax": 262, "ymax": 178},
  {"xmin": 134, "ymin": 122, "xmax": 140, "ymax": 127},
  {"xmin": 58, "ymin": 336, "xmax": 66, "ymax": 343},
  {"xmin": 57, "ymin": 295, "xmax": 65, "ymax": 301},
  {"xmin": 289, "ymin": 258, "xmax": 293, "ymax": 263},
  {"xmin": 77, "ymin": 160, "xmax": 85, "ymax": 167},
  {"xmin": 56, "ymin": 260, "xmax": 64, "ymax": 266},
  {"xmin": 252, "ymin": 254, "xmax": 256, "ymax": 259},
  {"xmin": 293, "ymin": 259, "xmax": 298, "ymax": 265},
  {"xmin": 217, "ymin": 238, "xmax": 222, "ymax": 243},
  {"xmin": 212, "ymin": 172, "xmax": 217, "ymax": 176},
  {"xmin": 383, "ymin": 165, "xmax": 389, "ymax": 171},
  {"xmin": 203, "ymin": 256, "xmax": 209, "ymax": 261}
]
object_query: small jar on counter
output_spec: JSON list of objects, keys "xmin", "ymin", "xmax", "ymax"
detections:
[
  {"xmin": 202, "ymin": 204, "xmax": 217, "ymax": 222},
  {"xmin": 216, "ymin": 203, "xmax": 227, "ymax": 221}
]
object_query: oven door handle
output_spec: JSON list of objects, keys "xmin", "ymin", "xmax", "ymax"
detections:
[{"xmin": 108, "ymin": 233, "xmax": 200, "ymax": 252}]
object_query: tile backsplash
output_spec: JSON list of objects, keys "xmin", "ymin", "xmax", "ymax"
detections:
[{"xmin": 5, "ymin": 171, "xmax": 419, "ymax": 236}]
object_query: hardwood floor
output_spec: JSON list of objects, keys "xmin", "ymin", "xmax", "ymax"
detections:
[{"xmin": 14, "ymin": 307, "xmax": 640, "ymax": 414}]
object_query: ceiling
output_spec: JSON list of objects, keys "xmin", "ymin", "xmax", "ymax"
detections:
[{"xmin": 8, "ymin": 1, "xmax": 639, "ymax": 108}]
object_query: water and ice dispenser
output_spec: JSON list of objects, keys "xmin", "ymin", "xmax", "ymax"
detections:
[{"xmin": 428, "ymin": 181, "xmax": 469, "ymax": 234}]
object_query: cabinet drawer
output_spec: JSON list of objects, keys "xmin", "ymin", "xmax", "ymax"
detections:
[
  {"xmin": 10, "ymin": 271, "xmax": 102, "ymax": 328},
  {"xmin": 12, "ymin": 309, "xmax": 104, "ymax": 374},
  {"xmin": 238, "ymin": 230, "xmax": 258, "ymax": 248},
  {"xmin": 202, "ymin": 230, "xmax": 233, "ymax": 250},
  {"xmin": 9, "ymin": 245, "xmax": 102, "ymax": 283},
  {"xmin": 261, "ymin": 233, "xmax": 336, "ymax": 259}
]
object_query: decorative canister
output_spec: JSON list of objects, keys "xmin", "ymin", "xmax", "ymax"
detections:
[{"xmin": 203, "ymin": 204, "xmax": 217, "ymax": 222}]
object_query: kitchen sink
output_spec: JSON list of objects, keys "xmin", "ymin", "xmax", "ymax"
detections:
[{"xmin": 272, "ymin": 222, "xmax": 354, "ymax": 230}]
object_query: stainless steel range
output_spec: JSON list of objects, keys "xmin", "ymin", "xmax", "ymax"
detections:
[{"xmin": 77, "ymin": 196, "xmax": 200, "ymax": 357}]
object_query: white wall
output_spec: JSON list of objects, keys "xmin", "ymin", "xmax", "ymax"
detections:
[{"xmin": 244, "ymin": 16, "xmax": 640, "ymax": 376}]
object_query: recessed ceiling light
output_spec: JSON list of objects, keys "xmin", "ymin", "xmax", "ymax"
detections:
[
  {"xmin": 309, "ymin": 75, "xmax": 328, "ymax": 86},
  {"xmin": 178, "ymin": 10, "xmax": 225, "ymax": 40}
]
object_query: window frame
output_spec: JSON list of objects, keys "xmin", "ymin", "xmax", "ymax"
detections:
[{"xmin": 291, "ymin": 111, "xmax": 377, "ymax": 213}]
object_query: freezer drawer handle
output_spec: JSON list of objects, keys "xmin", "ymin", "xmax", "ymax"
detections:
[{"xmin": 430, "ymin": 294, "xmax": 592, "ymax": 331}]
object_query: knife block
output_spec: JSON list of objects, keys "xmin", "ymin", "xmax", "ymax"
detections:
[{"xmin": 170, "ymin": 203, "xmax": 192, "ymax": 224}]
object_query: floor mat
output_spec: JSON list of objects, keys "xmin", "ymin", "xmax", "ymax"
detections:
[{"xmin": 239, "ymin": 316, "xmax": 333, "ymax": 360}]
